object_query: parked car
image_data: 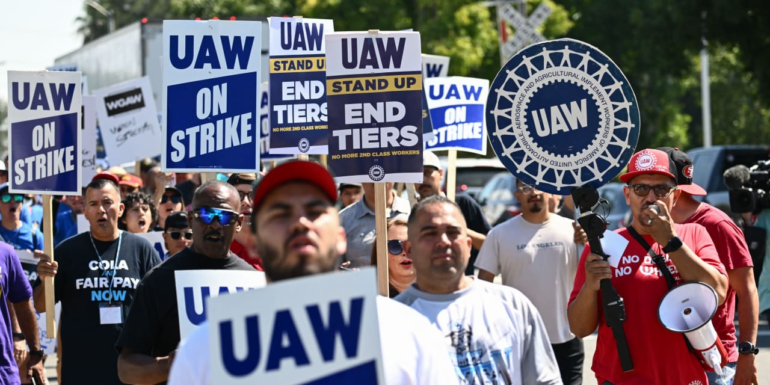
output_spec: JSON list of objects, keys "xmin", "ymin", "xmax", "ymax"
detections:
[
  {"xmin": 687, "ymin": 145, "xmax": 770, "ymax": 220},
  {"xmin": 439, "ymin": 157, "xmax": 506, "ymax": 200},
  {"xmin": 476, "ymin": 172, "xmax": 521, "ymax": 226},
  {"xmin": 597, "ymin": 183, "xmax": 632, "ymax": 230}
]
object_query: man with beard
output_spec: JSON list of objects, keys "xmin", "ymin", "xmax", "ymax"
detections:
[
  {"xmin": 227, "ymin": 173, "xmax": 263, "ymax": 270},
  {"xmin": 33, "ymin": 177, "xmax": 161, "ymax": 384},
  {"xmin": 417, "ymin": 151, "xmax": 490, "ymax": 275},
  {"xmin": 568, "ymin": 149, "xmax": 728, "ymax": 385},
  {"xmin": 115, "ymin": 181, "xmax": 255, "ymax": 385},
  {"xmin": 476, "ymin": 179, "xmax": 582, "ymax": 385},
  {"xmin": 396, "ymin": 195, "xmax": 561, "ymax": 384},
  {"xmin": 167, "ymin": 161, "xmax": 459, "ymax": 385}
]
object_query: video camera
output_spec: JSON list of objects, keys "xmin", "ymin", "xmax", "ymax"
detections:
[{"xmin": 723, "ymin": 160, "xmax": 770, "ymax": 213}]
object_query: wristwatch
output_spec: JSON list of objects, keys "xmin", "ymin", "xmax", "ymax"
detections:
[
  {"xmin": 662, "ymin": 236, "xmax": 683, "ymax": 254},
  {"xmin": 12, "ymin": 332, "xmax": 24, "ymax": 340},
  {"xmin": 29, "ymin": 349, "xmax": 45, "ymax": 357},
  {"xmin": 738, "ymin": 341, "xmax": 759, "ymax": 355}
]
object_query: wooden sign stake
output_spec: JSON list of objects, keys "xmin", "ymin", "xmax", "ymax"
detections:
[
  {"xmin": 446, "ymin": 149, "xmax": 458, "ymax": 202},
  {"xmin": 374, "ymin": 183, "xmax": 389, "ymax": 296},
  {"xmin": 42, "ymin": 195, "xmax": 56, "ymax": 337},
  {"xmin": 298, "ymin": 154, "xmax": 309, "ymax": 161},
  {"xmin": 319, "ymin": 154, "xmax": 328, "ymax": 168},
  {"xmin": 405, "ymin": 183, "xmax": 418, "ymax": 207}
]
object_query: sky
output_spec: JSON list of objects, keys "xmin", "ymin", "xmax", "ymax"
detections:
[{"xmin": 0, "ymin": 1, "xmax": 85, "ymax": 100}]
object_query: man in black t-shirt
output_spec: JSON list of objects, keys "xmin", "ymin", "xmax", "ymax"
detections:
[
  {"xmin": 417, "ymin": 151, "xmax": 492, "ymax": 275},
  {"xmin": 33, "ymin": 177, "xmax": 161, "ymax": 385},
  {"xmin": 116, "ymin": 180, "xmax": 255, "ymax": 385}
]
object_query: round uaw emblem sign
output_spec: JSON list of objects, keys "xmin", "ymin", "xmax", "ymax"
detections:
[
  {"xmin": 368, "ymin": 165, "xmax": 386, "ymax": 181},
  {"xmin": 486, "ymin": 39, "xmax": 640, "ymax": 194}
]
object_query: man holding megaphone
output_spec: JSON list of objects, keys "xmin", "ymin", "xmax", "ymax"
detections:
[{"xmin": 568, "ymin": 148, "xmax": 729, "ymax": 385}]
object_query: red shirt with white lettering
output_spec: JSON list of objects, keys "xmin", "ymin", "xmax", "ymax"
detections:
[
  {"xmin": 683, "ymin": 203, "xmax": 753, "ymax": 362},
  {"xmin": 569, "ymin": 223, "xmax": 726, "ymax": 385}
]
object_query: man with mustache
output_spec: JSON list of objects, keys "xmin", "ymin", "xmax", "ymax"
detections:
[
  {"xmin": 568, "ymin": 149, "xmax": 728, "ymax": 385},
  {"xmin": 476, "ymin": 178, "xmax": 583, "ymax": 385},
  {"xmin": 115, "ymin": 181, "xmax": 255, "ymax": 385},
  {"xmin": 417, "ymin": 151, "xmax": 491, "ymax": 275},
  {"xmin": 168, "ymin": 161, "xmax": 460, "ymax": 385}
]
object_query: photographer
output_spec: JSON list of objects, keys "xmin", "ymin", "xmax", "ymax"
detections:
[
  {"xmin": 664, "ymin": 148, "xmax": 759, "ymax": 385},
  {"xmin": 568, "ymin": 149, "xmax": 728, "ymax": 385}
]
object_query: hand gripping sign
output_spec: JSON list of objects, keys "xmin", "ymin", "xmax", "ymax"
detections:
[
  {"xmin": 208, "ymin": 269, "xmax": 384, "ymax": 384},
  {"xmin": 8, "ymin": 71, "xmax": 82, "ymax": 195},
  {"xmin": 163, "ymin": 20, "xmax": 262, "ymax": 172},
  {"xmin": 486, "ymin": 39, "xmax": 640, "ymax": 194},
  {"xmin": 425, "ymin": 77, "xmax": 489, "ymax": 155},
  {"xmin": 268, "ymin": 17, "xmax": 334, "ymax": 155},
  {"xmin": 326, "ymin": 31, "xmax": 424, "ymax": 183}
]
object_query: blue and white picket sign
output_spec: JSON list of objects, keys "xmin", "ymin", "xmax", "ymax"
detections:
[
  {"xmin": 135, "ymin": 231, "xmax": 169, "ymax": 260},
  {"xmin": 422, "ymin": 54, "xmax": 450, "ymax": 78},
  {"xmin": 260, "ymin": 82, "xmax": 292, "ymax": 162},
  {"xmin": 46, "ymin": 64, "xmax": 89, "ymax": 95},
  {"xmin": 425, "ymin": 77, "xmax": 489, "ymax": 155},
  {"xmin": 175, "ymin": 270, "xmax": 266, "ymax": 339},
  {"xmin": 8, "ymin": 71, "xmax": 82, "ymax": 195},
  {"xmin": 268, "ymin": 17, "xmax": 334, "ymax": 155},
  {"xmin": 326, "ymin": 31, "xmax": 424, "ymax": 183},
  {"xmin": 93, "ymin": 77, "xmax": 162, "ymax": 165},
  {"xmin": 486, "ymin": 38, "xmax": 640, "ymax": 194},
  {"xmin": 17, "ymin": 250, "xmax": 61, "ymax": 355},
  {"xmin": 81, "ymin": 96, "xmax": 97, "ymax": 186},
  {"xmin": 208, "ymin": 268, "xmax": 384, "ymax": 384},
  {"xmin": 162, "ymin": 20, "xmax": 262, "ymax": 172}
]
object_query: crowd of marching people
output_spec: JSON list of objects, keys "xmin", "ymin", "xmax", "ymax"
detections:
[{"xmin": 0, "ymin": 147, "xmax": 765, "ymax": 385}]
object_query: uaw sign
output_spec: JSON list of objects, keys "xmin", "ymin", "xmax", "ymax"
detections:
[
  {"xmin": 163, "ymin": 20, "xmax": 262, "ymax": 172},
  {"xmin": 486, "ymin": 39, "xmax": 640, "ymax": 194},
  {"xmin": 326, "ymin": 31, "xmax": 424, "ymax": 183},
  {"xmin": 208, "ymin": 269, "xmax": 384, "ymax": 384},
  {"xmin": 425, "ymin": 77, "xmax": 488, "ymax": 155},
  {"xmin": 259, "ymin": 82, "xmax": 291, "ymax": 162},
  {"xmin": 420, "ymin": 54, "xmax": 450, "ymax": 141},
  {"xmin": 175, "ymin": 270, "xmax": 266, "ymax": 339},
  {"xmin": 93, "ymin": 77, "xmax": 162, "ymax": 165},
  {"xmin": 8, "ymin": 71, "xmax": 82, "ymax": 194},
  {"xmin": 268, "ymin": 17, "xmax": 334, "ymax": 155}
]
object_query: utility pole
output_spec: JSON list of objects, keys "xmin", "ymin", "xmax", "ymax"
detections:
[
  {"xmin": 700, "ymin": 11, "xmax": 712, "ymax": 148},
  {"xmin": 85, "ymin": 0, "xmax": 115, "ymax": 33}
]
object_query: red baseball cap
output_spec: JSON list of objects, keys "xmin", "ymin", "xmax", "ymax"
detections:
[
  {"xmin": 118, "ymin": 174, "xmax": 143, "ymax": 188},
  {"xmin": 253, "ymin": 161, "xmax": 338, "ymax": 211},
  {"xmin": 657, "ymin": 147, "xmax": 706, "ymax": 196},
  {"xmin": 92, "ymin": 172, "xmax": 120, "ymax": 186},
  {"xmin": 619, "ymin": 149, "xmax": 677, "ymax": 184}
]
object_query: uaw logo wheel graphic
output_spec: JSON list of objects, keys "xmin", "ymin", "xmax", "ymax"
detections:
[
  {"xmin": 486, "ymin": 39, "xmax": 640, "ymax": 194},
  {"xmin": 368, "ymin": 165, "xmax": 385, "ymax": 181},
  {"xmin": 298, "ymin": 138, "xmax": 310, "ymax": 153},
  {"xmin": 635, "ymin": 151, "xmax": 656, "ymax": 171}
]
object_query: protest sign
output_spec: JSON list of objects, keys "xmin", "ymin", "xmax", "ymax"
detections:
[
  {"xmin": 486, "ymin": 38, "xmax": 640, "ymax": 194},
  {"xmin": 93, "ymin": 77, "xmax": 162, "ymax": 165},
  {"xmin": 163, "ymin": 20, "xmax": 262, "ymax": 172},
  {"xmin": 8, "ymin": 71, "xmax": 82, "ymax": 195},
  {"xmin": 260, "ymin": 82, "xmax": 292, "ymax": 162},
  {"xmin": 422, "ymin": 54, "xmax": 450, "ymax": 78},
  {"xmin": 17, "ymin": 250, "xmax": 60, "ymax": 355},
  {"xmin": 175, "ymin": 270, "xmax": 266, "ymax": 339},
  {"xmin": 326, "ymin": 31, "xmax": 424, "ymax": 183},
  {"xmin": 425, "ymin": 77, "xmax": 488, "ymax": 155},
  {"xmin": 46, "ymin": 64, "xmax": 89, "ymax": 95},
  {"xmin": 208, "ymin": 268, "xmax": 384, "ymax": 384},
  {"xmin": 134, "ymin": 231, "xmax": 169, "ymax": 260},
  {"xmin": 81, "ymin": 96, "xmax": 97, "ymax": 186},
  {"xmin": 268, "ymin": 17, "xmax": 334, "ymax": 155}
]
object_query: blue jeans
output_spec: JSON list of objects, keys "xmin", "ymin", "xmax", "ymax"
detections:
[{"xmin": 707, "ymin": 361, "xmax": 737, "ymax": 385}]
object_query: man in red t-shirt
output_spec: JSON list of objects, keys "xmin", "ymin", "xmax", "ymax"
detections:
[
  {"xmin": 662, "ymin": 147, "xmax": 759, "ymax": 385},
  {"xmin": 568, "ymin": 149, "xmax": 729, "ymax": 385},
  {"xmin": 226, "ymin": 173, "xmax": 263, "ymax": 271}
]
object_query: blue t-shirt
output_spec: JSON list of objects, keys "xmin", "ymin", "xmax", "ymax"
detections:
[
  {"xmin": 0, "ymin": 204, "xmax": 33, "ymax": 227},
  {"xmin": 0, "ymin": 242, "xmax": 33, "ymax": 384},
  {"xmin": 0, "ymin": 223, "xmax": 43, "ymax": 252},
  {"xmin": 54, "ymin": 205, "xmax": 78, "ymax": 247},
  {"xmin": 29, "ymin": 205, "xmax": 43, "ymax": 229}
]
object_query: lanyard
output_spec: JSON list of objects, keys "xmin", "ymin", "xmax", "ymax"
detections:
[{"xmin": 89, "ymin": 231, "xmax": 123, "ymax": 303}]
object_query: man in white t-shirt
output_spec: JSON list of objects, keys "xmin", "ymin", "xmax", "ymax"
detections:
[
  {"xmin": 167, "ymin": 161, "xmax": 459, "ymax": 385},
  {"xmin": 476, "ymin": 179, "xmax": 582, "ymax": 385},
  {"xmin": 396, "ymin": 195, "xmax": 561, "ymax": 385}
]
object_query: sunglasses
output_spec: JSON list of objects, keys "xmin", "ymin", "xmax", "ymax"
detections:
[
  {"xmin": 161, "ymin": 195, "xmax": 182, "ymax": 204},
  {"xmin": 517, "ymin": 185, "xmax": 538, "ymax": 195},
  {"xmin": 168, "ymin": 230, "xmax": 193, "ymax": 240},
  {"xmin": 192, "ymin": 207, "xmax": 240, "ymax": 226},
  {"xmin": 387, "ymin": 239, "xmax": 404, "ymax": 255},
  {"xmin": 1, "ymin": 194, "xmax": 24, "ymax": 204},
  {"xmin": 237, "ymin": 190, "xmax": 253, "ymax": 202},
  {"xmin": 628, "ymin": 184, "xmax": 676, "ymax": 198}
]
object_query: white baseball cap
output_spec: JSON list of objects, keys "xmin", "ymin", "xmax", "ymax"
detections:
[{"xmin": 423, "ymin": 150, "xmax": 441, "ymax": 170}]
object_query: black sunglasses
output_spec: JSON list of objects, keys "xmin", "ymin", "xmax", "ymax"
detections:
[
  {"xmin": 161, "ymin": 195, "xmax": 182, "ymax": 204},
  {"xmin": 237, "ymin": 190, "xmax": 253, "ymax": 202},
  {"xmin": 167, "ymin": 230, "xmax": 193, "ymax": 240},
  {"xmin": 387, "ymin": 239, "xmax": 404, "ymax": 255},
  {"xmin": 1, "ymin": 194, "xmax": 24, "ymax": 204},
  {"xmin": 192, "ymin": 207, "xmax": 240, "ymax": 226},
  {"xmin": 628, "ymin": 184, "xmax": 676, "ymax": 198}
]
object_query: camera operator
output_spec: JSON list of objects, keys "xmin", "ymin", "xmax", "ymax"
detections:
[
  {"xmin": 568, "ymin": 149, "xmax": 728, "ymax": 385},
  {"xmin": 663, "ymin": 148, "xmax": 758, "ymax": 385}
]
